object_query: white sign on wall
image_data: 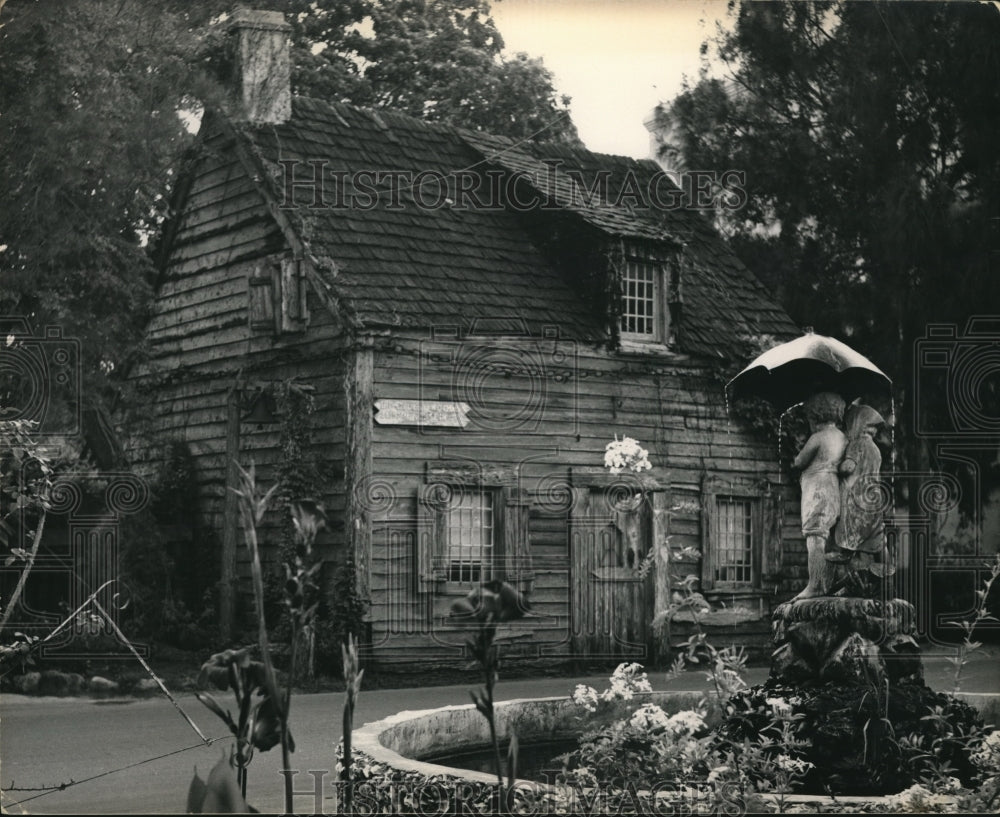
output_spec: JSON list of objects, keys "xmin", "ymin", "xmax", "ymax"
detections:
[{"xmin": 374, "ymin": 399, "xmax": 471, "ymax": 428}]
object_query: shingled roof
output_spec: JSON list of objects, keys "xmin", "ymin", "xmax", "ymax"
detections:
[{"xmin": 227, "ymin": 96, "xmax": 797, "ymax": 358}]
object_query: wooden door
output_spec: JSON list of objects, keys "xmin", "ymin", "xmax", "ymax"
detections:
[{"xmin": 570, "ymin": 487, "xmax": 652, "ymax": 659}]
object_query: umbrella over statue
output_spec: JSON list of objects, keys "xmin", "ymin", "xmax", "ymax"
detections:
[{"xmin": 727, "ymin": 330, "xmax": 891, "ymax": 412}]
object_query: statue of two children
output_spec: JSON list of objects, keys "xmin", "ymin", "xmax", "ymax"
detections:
[{"xmin": 792, "ymin": 392, "xmax": 892, "ymax": 600}]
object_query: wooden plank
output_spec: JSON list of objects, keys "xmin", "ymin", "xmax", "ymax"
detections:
[
  {"xmin": 147, "ymin": 287, "xmax": 247, "ymax": 332},
  {"xmin": 181, "ymin": 189, "xmax": 268, "ymax": 231},
  {"xmin": 168, "ymin": 231, "xmax": 281, "ymax": 268},
  {"xmin": 149, "ymin": 312, "xmax": 248, "ymax": 346},
  {"xmin": 219, "ymin": 385, "xmax": 241, "ymax": 642},
  {"xmin": 175, "ymin": 209, "xmax": 273, "ymax": 248},
  {"xmin": 345, "ymin": 340, "xmax": 375, "ymax": 612},
  {"xmin": 651, "ymin": 488, "xmax": 671, "ymax": 664}
]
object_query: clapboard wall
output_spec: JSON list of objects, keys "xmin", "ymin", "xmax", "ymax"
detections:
[
  {"xmin": 125, "ymin": 133, "xmax": 351, "ymax": 613},
  {"xmin": 125, "ymin": 125, "xmax": 805, "ymax": 666},
  {"xmin": 359, "ymin": 332, "xmax": 805, "ymax": 664}
]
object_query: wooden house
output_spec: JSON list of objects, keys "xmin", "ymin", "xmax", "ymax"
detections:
[{"xmin": 125, "ymin": 10, "xmax": 804, "ymax": 665}]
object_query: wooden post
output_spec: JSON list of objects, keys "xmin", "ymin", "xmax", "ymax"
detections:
[
  {"xmin": 651, "ymin": 488, "xmax": 671, "ymax": 667},
  {"xmin": 345, "ymin": 341, "xmax": 374, "ymax": 615},
  {"xmin": 220, "ymin": 385, "xmax": 241, "ymax": 643}
]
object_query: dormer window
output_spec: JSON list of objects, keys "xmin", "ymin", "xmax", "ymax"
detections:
[
  {"xmin": 621, "ymin": 255, "xmax": 663, "ymax": 342},
  {"xmin": 618, "ymin": 245, "xmax": 681, "ymax": 349}
]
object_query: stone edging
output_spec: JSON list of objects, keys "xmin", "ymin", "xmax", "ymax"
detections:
[
  {"xmin": 352, "ymin": 691, "xmax": 706, "ymax": 787},
  {"xmin": 4, "ymin": 669, "xmax": 165, "ymax": 697},
  {"xmin": 347, "ymin": 690, "xmax": 998, "ymax": 813}
]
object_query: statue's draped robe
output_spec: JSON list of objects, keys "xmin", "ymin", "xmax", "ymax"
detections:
[
  {"xmin": 795, "ymin": 425, "xmax": 847, "ymax": 538},
  {"xmin": 835, "ymin": 407, "xmax": 885, "ymax": 555}
]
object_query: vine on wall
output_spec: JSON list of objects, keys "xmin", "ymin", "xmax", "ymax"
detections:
[
  {"xmin": 266, "ymin": 379, "xmax": 322, "ymax": 679},
  {"xmin": 602, "ymin": 237, "xmax": 627, "ymax": 351},
  {"xmin": 266, "ymin": 378, "xmax": 368, "ymax": 678}
]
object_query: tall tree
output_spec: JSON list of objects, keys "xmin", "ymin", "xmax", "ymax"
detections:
[
  {"xmin": 657, "ymin": 1, "xmax": 1000, "ymax": 490},
  {"xmin": 250, "ymin": 0, "xmax": 579, "ymax": 142},
  {"xmin": 0, "ymin": 0, "xmax": 220, "ymax": 388},
  {"xmin": 0, "ymin": 0, "xmax": 578, "ymax": 406}
]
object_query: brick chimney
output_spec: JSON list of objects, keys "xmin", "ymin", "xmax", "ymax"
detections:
[{"xmin": 229, "ymin": 8, "xmax": 291, "ymax": 125}]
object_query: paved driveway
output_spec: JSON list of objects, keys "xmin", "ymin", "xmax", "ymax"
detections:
[{"xmin": 1, "ymin": 650, "xmax": 997, "ymax": 814}]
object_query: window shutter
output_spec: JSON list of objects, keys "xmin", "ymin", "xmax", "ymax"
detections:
[
  {"xmin": 651, "ymin": 486, "xmax": 671, "ymax": 593},
  {"xmin": 279, "ymin": 256, "xmax": 308, "ymax": 332},
  {"xmin": 668, "ymin": 252, "xmax": 683, "ymax": 332},
  {"xmin": 248, "ymin": 274, "xmax": 275, "ymax": 330},
  {"xmin": 701, "ymin": 477, "xmax": 721, "ymax": 590},
  {"xmin": 416, "ymin": 485, "xmax": 446, "ymax": 593},
  {"xmin": 760, "ymin": 481, "xmax": 783, "ymax": 581},
  {"xmin": 500, "ymin": 487, "xmax": 533, "ymax": 592}
]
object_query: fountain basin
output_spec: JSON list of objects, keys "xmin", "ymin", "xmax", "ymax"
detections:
[
  {"xmin": 345, "ymin": 691, "xmax": 996, "ymax": 813},
  {"xmin": 352, "ymin": 690, "xmax": 708, "ymax": 786}
]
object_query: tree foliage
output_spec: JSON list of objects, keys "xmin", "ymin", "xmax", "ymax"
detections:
[
  {"xmin": 0, "ymin": 0, "xmax": 577, "ymax": 404},
  {"xmin": 659, "ymin": 1, "xmax": 1000, "ymax": 479},
  {"xmin": 224, "ymin": 0, "xmax": 578, "ymax": 141},
  {"xmin": 0, "ymin": 1, "xmax": 219, "ymax": 387}
]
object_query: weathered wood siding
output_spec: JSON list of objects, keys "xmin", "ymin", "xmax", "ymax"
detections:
[
  {"xmin": 364, "ymin": 332, "xmax": 804, "ymax": 664},
  {"xmin": 124, "ymin": 138, "xmax": 350, "ymax": 608}
]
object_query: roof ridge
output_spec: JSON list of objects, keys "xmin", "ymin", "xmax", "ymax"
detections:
[
  {"xmin": 291, "ymin": 95, "xmax": 461, "ymax": 139},
  {"xmin": 226, "ymin": 94, "xmax": 799, "ymax": 353}
]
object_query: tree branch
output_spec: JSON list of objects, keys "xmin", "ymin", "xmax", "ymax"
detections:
[{"xmin": 0, "ymin": 511, "xmax": 46, "ymax": 635}]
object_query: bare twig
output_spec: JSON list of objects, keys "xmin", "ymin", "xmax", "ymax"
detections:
[
  {"xmin": 0, "ymin": 510, "xmax": 47, "ymax": 634},
  {"xmin": 91, "ymin": 595, "xmax": 210, "ymax": 744}
]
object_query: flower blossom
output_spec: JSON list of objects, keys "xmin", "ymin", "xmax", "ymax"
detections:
[
  {"xmin": 629, "ymin": 703, "xmax": 672, "ymax": 732},
  {"xmin": 971, "ymin": 729, "xmax": 1000, "ymax": 771},
  {"xmin": 773, "ymin": 754, "xmax": 813, "ymax": 775},
  {"xmin": 665, "ymin": 710, "xmax": 706, "ymax": 736},
  {"xmin": 604, "ymin": 436, "xmax": 652, "ymax": 475},
  {"xmin": 706, "ymin": 765, "xmax": 731, "ymax": 784},
  {"xmin": 885, "ymin": 783, "xmax": 957, "ymax": 813},
  {"xmin": 572, "ymin": 684, "xmax": 599, "ymax": 712},
  {"xmin": 600, "ymin": 662, "xmax": 653, "ymax": 701},
  {"xmin": 765, "ymin": 696, "xmax": 794, "ymax": 719}
]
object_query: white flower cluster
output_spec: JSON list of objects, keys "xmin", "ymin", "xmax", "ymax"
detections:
[
  {"xmin": 629, "ymin": 703, "xmax": 672, "ymax": 732},
  {"xmin": 603, "ymin": 662, "xmax": 653, "ymax": 701},
  {"xmin": 972, "ymin": 729, "xmax": 1000, "ymax": 771},
  {"xmin": 604, "ymin": 435, "xmax": 652, "ymax": 475},
  {"xmin": 665, "ymin": 709, "xmax": 706, "ymax": 736},
  {"xmin": 884, "ymin": 782, "xmax": 958, "ymax": 813},
  {"xmin": 773, "ymin": 754, "xmax": 813, "ymax": 775},
  {"xmin": 572, "ymin": 663, "xmax": 653, "ymax": 711},
  {"xmin": 706, "ymin": 765, "xmax": 730, "ymax": 784},
  {"xmin": 572, "ymin": 684, "xmax": 599, "ymax": 712},
  {"xmin": 765, "ymin": 696, "xmax": 799, "ymax": 720}
]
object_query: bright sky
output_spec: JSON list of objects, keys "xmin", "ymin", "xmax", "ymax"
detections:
[{"xmin": 491, "ymin": 0, "xmax": 732, "ymax": 158}]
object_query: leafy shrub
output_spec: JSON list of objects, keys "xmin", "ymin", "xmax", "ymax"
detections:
[
  {"xmin": 322, "ymin": 553, "xmax": 368, "ymax": 675},
  {"xmin": 720, "ymin": 678, "xmax": 984, "ymax": 796},
  {"xmin": 118, "ymin": 441, "xmax": 219, "ymax": 648}
]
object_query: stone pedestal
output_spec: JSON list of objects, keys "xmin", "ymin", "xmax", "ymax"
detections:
[{"xmin": 770, "ymin": 597, "xmax": 922, "ymax": 685}]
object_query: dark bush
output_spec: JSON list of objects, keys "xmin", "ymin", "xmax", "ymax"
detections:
[{"xmin": 721, "ymin": 678, "xmax": 984, "ymax": 795}]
